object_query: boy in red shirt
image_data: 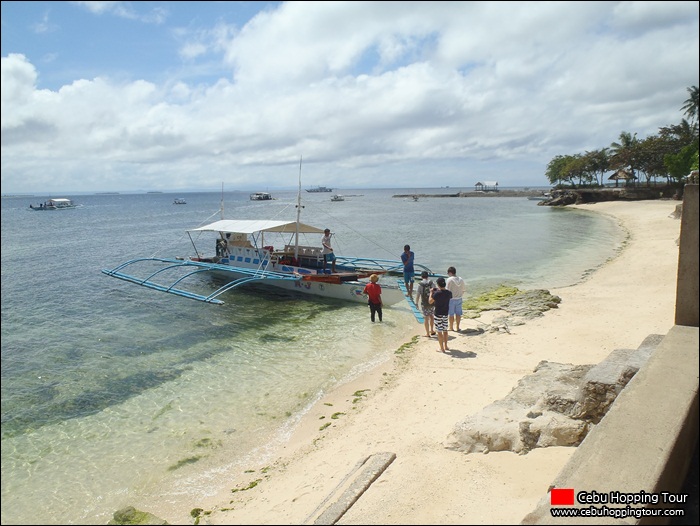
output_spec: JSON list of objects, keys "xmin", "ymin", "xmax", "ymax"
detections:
[{"xmin": 362, "ymin": 274, "xmax": 383, "ymax": 322}]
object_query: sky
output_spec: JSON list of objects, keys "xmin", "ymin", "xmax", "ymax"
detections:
[{"xmin": 1, "ymin": 1, "xmax": 698, "ymax": 194}]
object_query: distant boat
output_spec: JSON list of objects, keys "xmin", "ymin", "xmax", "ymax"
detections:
[
  {"xmin": 306, "ymin": 186, "xmax": 333, "ymax": 193},
  {"xmin": 330, "ymin": 194, "xmax": 345, "ymax": 202},
  {"xmin": 527, "ymin": 192, "xmax": 551, "ymax": 201},
  {"xmin": 29, "ymin": 198, "xmax": 78, "ymax": 211},
  {"xmin": 173, "ymin": 198, "xmax": 187, "ymax": 205},
  {"xmin": 250, "ymin": 192, "xmax": 273, "ymax": 201}
]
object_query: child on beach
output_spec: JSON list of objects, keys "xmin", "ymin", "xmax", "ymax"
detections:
[{"xmin": 429, "ymin": 277, "xmax": 452, "ymax": 352}]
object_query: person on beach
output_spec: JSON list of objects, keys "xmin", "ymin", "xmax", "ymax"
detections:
[
  {"xmin": 321, "ymin": 228, "xmax": 336, "ymax": 273},
  {"xmin": 401, "ymin": 244, "xmax": 415, "ymax": 299},
  {"xmin": 362, "ymin": 274, "xmax": 383, "ymax": 322},
  {"xmin": 429, "ymin": 277, "xmax": 452, "ymax": 352},
  {"xmin": 446, "ymin": 266, "xmax": 467, "ymax": 332},
  {"xmin": 415, "ymin": 271, "xmax": 436, "ymax": 337}
]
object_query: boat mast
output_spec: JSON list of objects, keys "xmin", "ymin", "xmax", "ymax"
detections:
[
  {"xmin": 220, "ymin": 182, "xmax": 224, "ymax": 219},
  {"xmin": 294, "ymin": 156, "xmax": 303, "ymax": 260}
]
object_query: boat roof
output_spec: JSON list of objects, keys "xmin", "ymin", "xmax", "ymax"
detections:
[
  {"xmin": 48, "ymin": 198, "xmax": 72, "ymax": 203},
  {"xmin": 188, "ymin": 220, "xmax": 325, "ymax": 235}
]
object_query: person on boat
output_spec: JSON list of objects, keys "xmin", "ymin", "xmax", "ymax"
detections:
[
  {"xmin": 216, "ymin": 237, "xmax": 227, "ymax": 257},
  {"xmin": 321, "ymin": 228, "xmax": 336, "ymax": 273},
  {"xmin": 446, "ymin": 266, "xmax": 467, "ymax": 332},
  {"xmin": 429, "ymin": 277, "xmax": 452, "ymax": 353},
  {"xmin": 362, "ymin": 274, "xmax": 383, "ymax": 322},
  {"xmin": 415, "ymin": 271, "xmax": 436, "ymax": 338},
  {"xmin": 401, "ymin": 244, "xmax": 415, "ymax": 300}
]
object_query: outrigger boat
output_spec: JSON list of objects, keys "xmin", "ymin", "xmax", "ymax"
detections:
[
  {"xmin": 102, "ymin": 180, "xmax": 437, "ymax": 306},
  {"xmin": 29, "ymin": 198, "xmax": 78, "ymax": 210}
]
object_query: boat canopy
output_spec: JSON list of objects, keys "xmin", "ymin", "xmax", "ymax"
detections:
[
  {"xmin": 188, "ymin": 220, "xmax": 325, "ymax": 235},
  {"xmin": 48, "ymin": 198, "xmax": 72, "ymax": 204}
]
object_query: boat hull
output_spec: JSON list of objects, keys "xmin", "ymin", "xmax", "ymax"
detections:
[{"xmin": 208, "ymin": 267, "xmax": 406, "ymax": 305}]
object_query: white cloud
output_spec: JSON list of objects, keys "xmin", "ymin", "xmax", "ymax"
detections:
[{"xmin": 1, "ymin": 1, "xmax": 698, "ymax": 193}]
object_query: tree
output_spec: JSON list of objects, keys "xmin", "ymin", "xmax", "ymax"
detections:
[
  {"xmin": 609, "ymin": 131, "xmax": 641, "ymax": 183},
  {"xmin": 665, "ymin": 144, "xmax": 697, "ymax": 185},
  {"xmin": 681, "ymin": 85, "xmax": 699, "ymax": 125}
]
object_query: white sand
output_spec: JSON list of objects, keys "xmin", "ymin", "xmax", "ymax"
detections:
[{"xmin": 158, "ymin": 199, "xmax": 682, "ymax": 525}]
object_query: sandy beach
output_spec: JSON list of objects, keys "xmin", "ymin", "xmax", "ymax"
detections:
[{"xmin": 153, "ymin": 199, "xmax": 682, "ymax": 525}]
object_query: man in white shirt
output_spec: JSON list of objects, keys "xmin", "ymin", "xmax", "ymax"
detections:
[{"xmin": 446, "ymin": 266, "xmax": 467, "ymax": 332}]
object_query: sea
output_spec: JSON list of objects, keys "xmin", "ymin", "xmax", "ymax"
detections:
[{"xmin": 0, "ymin": 187, "xmax": 626, "ymax": 524}]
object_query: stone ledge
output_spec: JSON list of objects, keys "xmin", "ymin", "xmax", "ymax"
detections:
[{"xmin": 521, "ymin": 325, "xmax": 699, "ymax": 525}]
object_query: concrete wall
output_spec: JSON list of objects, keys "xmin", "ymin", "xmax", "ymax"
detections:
[
  {"xmin": 676, "ymin": 184, "xmax": 699, "ymax": 327},
  {"xmin": 522, "ymin": 186, "xmax": 700, "ymax": 525}
]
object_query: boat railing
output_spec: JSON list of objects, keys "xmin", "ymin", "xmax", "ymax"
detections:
[
  {"xmin": 102, "ymin": 257, "xmax": 303, "ymax": 304},
  {"xmin": 332, "ymin": 256, "xmax": 444, "ymax": 278}
]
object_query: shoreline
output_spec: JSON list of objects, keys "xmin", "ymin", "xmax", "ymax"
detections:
[{"xmin": 146, "ymin": 199, "xmax": 682, "ymax": 525}]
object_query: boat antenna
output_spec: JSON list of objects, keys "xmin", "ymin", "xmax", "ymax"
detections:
[
  {"xmin": 220, "ymin": 182, "xmax": 224, "ymax": 219},
  {"xmin": 294, "ymin": 156, "xmax": 303, "ymax": 259}
]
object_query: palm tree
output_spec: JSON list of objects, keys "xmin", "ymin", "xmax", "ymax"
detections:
[
  {"xmin": 681, "ymin": 85, "xmax": 699, "ymax": 125},
  {"xmin": 609, "ymin": 131, "xmax": 640, "ymax": 183}
]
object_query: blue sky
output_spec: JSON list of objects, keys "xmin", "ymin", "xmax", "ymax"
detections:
[{"xmin": 1, "ymin": 1, "xmax": 698, "ymax": 193}]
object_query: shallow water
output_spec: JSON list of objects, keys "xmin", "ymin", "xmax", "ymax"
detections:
[{"xmin": 1, "ymin": 188, "xmax": 624, "ymax": 524}]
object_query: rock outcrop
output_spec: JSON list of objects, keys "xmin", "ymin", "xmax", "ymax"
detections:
[{"xmin": 445, "ymin": 334, "xmax": 663, "ymax": 454}]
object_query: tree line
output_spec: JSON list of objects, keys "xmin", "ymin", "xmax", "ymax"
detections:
[{"xmin": 545, "ymin": 86, "xmax": 699, "ymax": 189}]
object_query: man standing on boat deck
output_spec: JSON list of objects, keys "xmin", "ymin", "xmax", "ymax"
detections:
[
  {"xmin": 322, "ymin": 228, "xmax": 336, "ymax": 273},
  {"xmin": 446, "ymin": 266, "xmax": 467, "ymax": 332},
  {"xmin": 401, "ymin": 244, "xmax": 415, "ymax": 300}
]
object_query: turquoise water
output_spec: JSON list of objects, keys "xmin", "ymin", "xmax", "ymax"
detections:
[{"xmin": 0, "ymin": 189, "xmax": 624, "ymax": 524}]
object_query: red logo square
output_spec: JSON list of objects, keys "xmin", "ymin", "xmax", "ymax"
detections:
[{"xmin": 550, "ymin": 488, "xmax": 575, "ymax": 506}]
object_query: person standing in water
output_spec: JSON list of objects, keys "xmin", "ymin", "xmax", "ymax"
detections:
[{"xmin": 362, "ymin": 274, "xmax": 383, "ymax": 322}]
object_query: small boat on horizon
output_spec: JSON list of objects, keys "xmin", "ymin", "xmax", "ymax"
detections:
[
  {"xmin": 29, "ymin": 198, "xmax": 78, "ymax": 210},
  {"xmin": 306, "ymin": 186, "xmax": 333, "ymax": 193},
  {"xmin": 250, "ymin": 192, "xmax": 273, "ymax": 201},
  {"xmin": 330, "ymin": 194, "xmax": 345, "ymax": 202},
  {"xmin": 173, "ymin": 198, "xmax": 187, "ymax": 204}
]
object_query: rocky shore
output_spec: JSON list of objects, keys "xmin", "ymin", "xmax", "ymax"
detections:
[{"xmin": 394, "ymin": 186, "xmax": 680, "ymax": 204}]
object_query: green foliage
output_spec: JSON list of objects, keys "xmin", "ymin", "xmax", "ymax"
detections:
[
  {"xmin": 545, "ymin": 86, "xmax": 699, "ymax": 185},
  {"xmin": 231, "ymin": 479, "xmax": 262, "ymax": 493},
  {"xmin": 665, "ymin": 144, "xmax": 699, "ymax": 183}
]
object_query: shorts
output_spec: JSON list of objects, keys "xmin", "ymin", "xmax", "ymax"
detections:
[
  {"xmin": 324, "ymin": 252, "xmax": 336, "ymax": 262},
  {"xmin": 421, "ymin": 306, "xmax": 435, "ymax": 317},
  {"xmin": 403, "ymin": 271, "xmax": 415, "ymax": 285},
  {"xmin": 434, "ymin": 315, "xmax": 448, "ymax": 332},
  {"xmin": 448, "ymin": 298, "xmax": 463, "ymax": 316}
]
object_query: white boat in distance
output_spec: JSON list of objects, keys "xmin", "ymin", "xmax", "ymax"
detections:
[
  {"xmin": 330, "ymin": 194, "xmax": 345, "ymax": 202},
  {"xmin": 102, "ymin": 191, "xmax": 438, "ymax": 306},
  {"xmin": 250, "ymin": 192, "xmax": 273, "ymax": 201},
  {"xmin": 173, "ymin": 197, "xmax": 187, "ymax": 204},
  {"xmin": 29, "ymin": 198, "xmax": 78, "ymax": 210},
  {"xmin": 306, "ymin": 186, "xmax": 333, "ymax": 192}
]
